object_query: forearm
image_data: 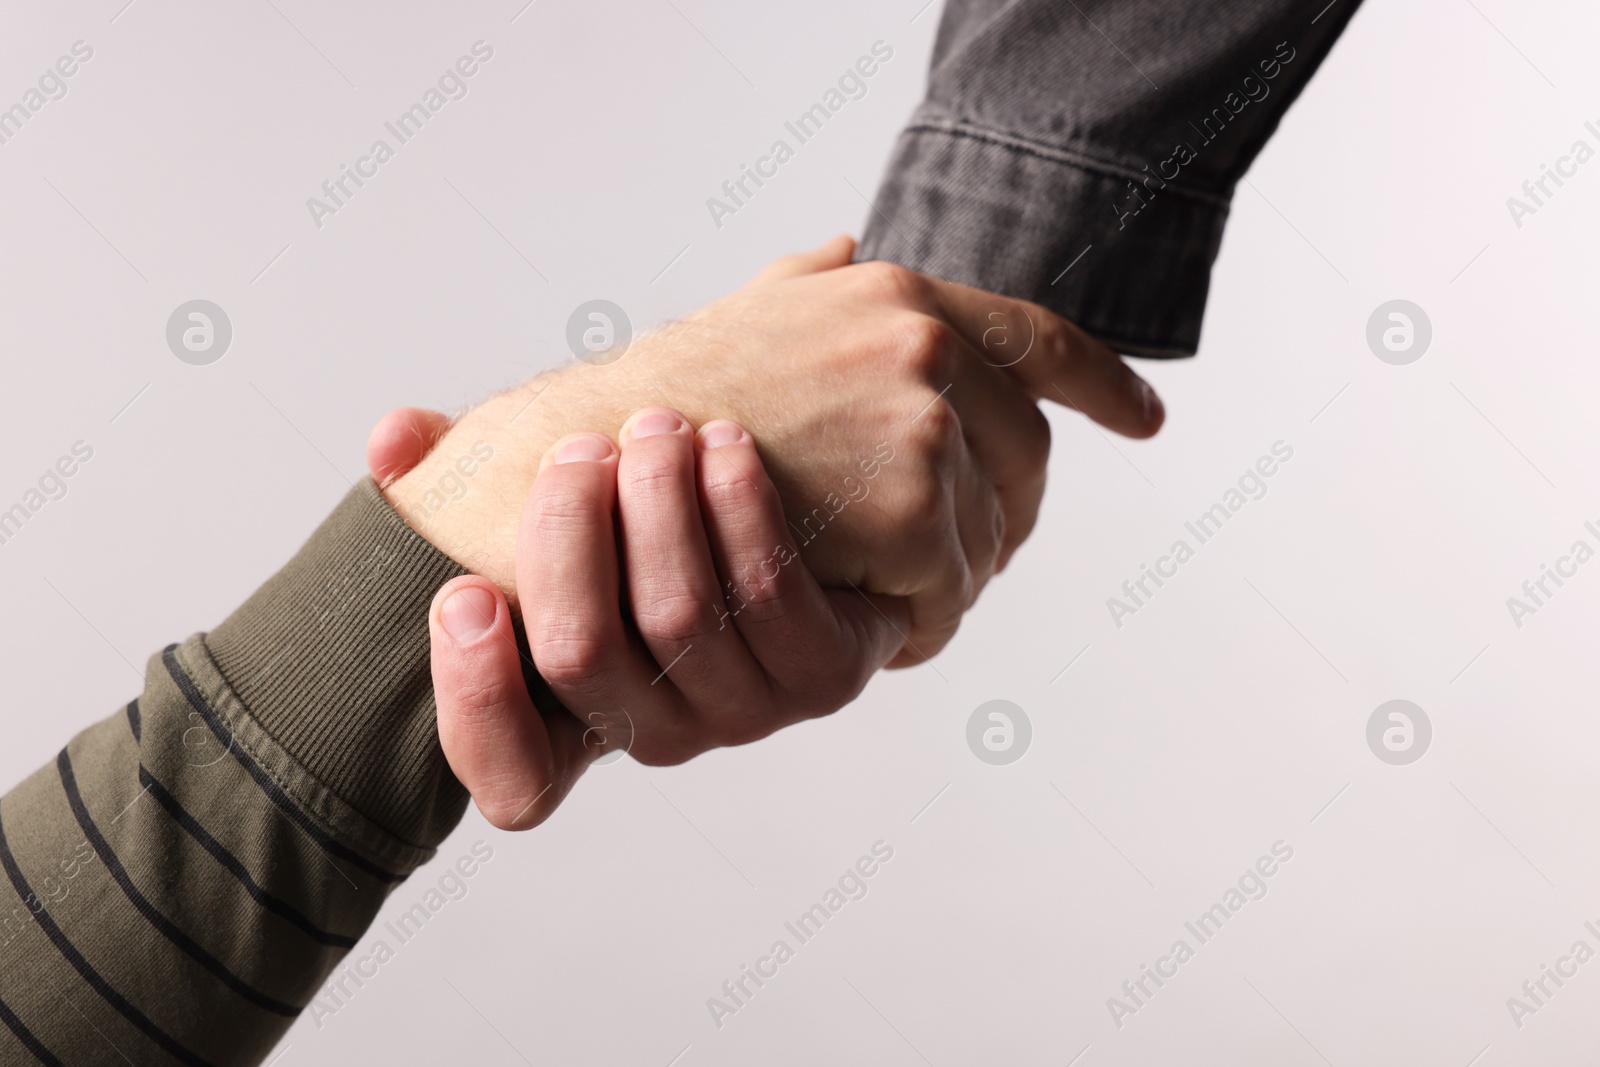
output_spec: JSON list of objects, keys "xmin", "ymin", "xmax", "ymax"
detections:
[
  {"xmin": 385, "ymin": 368, "xmax": 655, "ymax": 598},
  {"xmin": 384, "ymin": 321, "xmax": 909, "ymax": 599},
  {"xmin": 862, "ymin": 0, "xmax": 1365, "ymax": 356},
  {"xmin": 0, "ymin": 481, "xmax": 465, "ymax": 1065}
]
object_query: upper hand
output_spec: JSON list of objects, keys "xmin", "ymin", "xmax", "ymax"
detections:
[{"xmin": 378, "ymin": 236, "xmax": 1162, "ymax": 664}]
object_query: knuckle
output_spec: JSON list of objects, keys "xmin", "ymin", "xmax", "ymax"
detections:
[
  {"xmin": 531, "ymin": 632, "xmax": 611, "ymax": 696},
  {"xmin": 620, "ymin": 456, "xmax": 688, "ymax": 497},
  {"xmin": 701, "ymin": 464, "xmax": 770, "ymax": 525},
  {"xmin": 852, "ymin": 260, "xmax": 926, "ymax": 305},
  {"xmin": 1050, "ymin": 316, "xmax": 1092, "ymax": 369},
  {"xmin": 891, "ymin": 315, "xmax": 956, "ymax": 379},
  {"xmin": 884, "ymin": 521, "xmax": 968, "ymax": 607},
  {"xmin": 634, "ymin": 590, "xmax": 717, "ymax": 646},
  {"xmin": 1025, "ymin": 304, "xmax": 1068, "ymax": 358},
  {"xmin": 724, "ymin": 562, "xmax": 791, "ymax": 625},
  {"xmin": 904, "ymin": 400, "xmax": 961, "ymax": 460},
  {"xmin": 881, "ymin": 533, "xmax": 946, "ymax": 592},
  {"xmin": 894, "ymin": 473, "xmax": 949, "ymax": 530},
  {"xmin": 444, "ymin": 673, "xmax": 520, "ymax": 719}
]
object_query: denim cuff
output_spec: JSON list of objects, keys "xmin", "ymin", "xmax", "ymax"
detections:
[{"xmin": 857, "ymin": 112, "xmax": 1232, "ymax": 359}]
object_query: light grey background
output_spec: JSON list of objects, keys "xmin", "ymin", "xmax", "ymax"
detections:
[{"xmin": 3, "ymin": 0, "xmax": 1598, "ymax": 1063}]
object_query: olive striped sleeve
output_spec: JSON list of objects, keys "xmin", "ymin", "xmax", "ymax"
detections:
[{"xmin": 0, "ymin": 478, "xmax": 470, "ymax": 1065}]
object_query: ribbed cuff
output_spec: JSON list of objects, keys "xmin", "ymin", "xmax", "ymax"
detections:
[
  {"xmin": 203, "ymin": 478, "xmax": 469, "ymax": 850},
  {"xmin": 857, "ymin": 112, "xmax": 1231, "ymax": 358}
]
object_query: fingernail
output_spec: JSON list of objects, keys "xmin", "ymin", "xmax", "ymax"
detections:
[
  {"xmin": 630, "ymin": 410, "xmax": 684, "ymax": 438},
  {"xmin": 554, "ymin": 434, "xmax": 615, "ymax": 464},
  {"xmin": 699, "ymin": 421, "xmax": 745, "ymax": 448},
  {"xmin": 1141, "ymin": 382, "xmax": 1163, "ymax": 426},
  {"xmin": 440, "ymin": 586, "xmax": 497, "ymax": 643}
]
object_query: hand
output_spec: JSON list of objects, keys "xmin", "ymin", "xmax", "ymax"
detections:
[
  {"xmin": 380, "ymin": 236, "xmax": 1162, "ymax": 663},
  {"xmin": 418, "ymin": 409, "xmax": 909, "ymax": 828}
]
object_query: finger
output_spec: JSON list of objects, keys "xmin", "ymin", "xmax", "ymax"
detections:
[
  {"xmin": 430, "ymin": 577, "xmax": 588, "ymax": 830},
  {"xmin": 697, "ymin": 420, "xmax": 908, "ymax": 704},
  {"xmin": 743, "ymin": 234, "xmax": 857, "ymax": 288},
  {"xmin": 615, "ymin": 408, "xmax": 775, "ymax": 739},
  {"xmin": 949, "ymin": 440, "xmax": 1006, "ymax": 607},
  {"xmin": 367, "ymin": 407, "xmax": 453, "ymax": 486},
  {"xmin": 884, "ymin": 441, "xmax": 998, "ymax": 668},
  {"xmin": 927, "ymin": 278, "xmax": 1164, "ymax": 439},
  {"xmin": 519, "ymin": 433, "xmax": 697, "ymax": 765},
  {"xmin": 698, "ymin": 418, "xmax": 910, "ymax": 689},
  {"xmin": 840, "ymin": 379, "xmax": 982, "ymax": 666},
  {"xmin": 833, "ymin": 588, "xmax": 918, "ymax": 674},
  {"xmin": 926, "ymin": 329, "xmax": 1051, "ymax": 569}
]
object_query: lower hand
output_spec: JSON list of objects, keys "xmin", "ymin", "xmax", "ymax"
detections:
[
  {"xmin": 419, "ymin": 409, "xmax": 909, "ymax": 828},
  {"xmin": 377, "ymin": 236, "xmax": 1162, "ymax": 665}
]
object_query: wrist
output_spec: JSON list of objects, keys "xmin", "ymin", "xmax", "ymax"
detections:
[{"xmin": 382, "ymin": 368, "xmax": 646, "ymax": 595}]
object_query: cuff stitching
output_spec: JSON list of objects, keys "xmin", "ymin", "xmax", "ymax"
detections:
[{"xmin": 900, "ymin": 118, "xmax": 1233, "ymax": 209}]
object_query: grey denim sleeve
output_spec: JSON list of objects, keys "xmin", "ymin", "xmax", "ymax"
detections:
[{"xmin": 859, "ymin": 0, "xmax": 1364, "ymax": 357}]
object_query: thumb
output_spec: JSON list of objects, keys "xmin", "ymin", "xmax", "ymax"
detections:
[
  {"xmin": 367, "ymin": 406, "xmax": 453, "ymax": 486},
  {"xmin": 927, "ymin": 278, "xmax": 1165, "ymax": 440},
  {"xmin": 430, "ymin": 577, "xmax": 586, "ymax": 830},
  {"xmin": 743, "ymin": 233, "xmax": 857, "ymax": 289}
]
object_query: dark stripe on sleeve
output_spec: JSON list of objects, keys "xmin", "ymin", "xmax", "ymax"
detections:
[
  {"xmin": 159, "ymin": 646, "xmax": 404, "ymax": 884},
  {"xmin": 0, "ymin": 994, "xmax": 64, "ymax": 1066},
  {"xmin": 138, "ymin": 766, "xmax": 358, "ymax": 949},
  {"xmin": 57, "ymin": 750, "xmax": 301, "ymax": 1019},
  {"xmin": 0, "ymin": 810, "xmax": 220, "ymax": 1067},
  {"xmin": 125, "ymin": 699, "xmax": 141, "ymax": 743}
]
